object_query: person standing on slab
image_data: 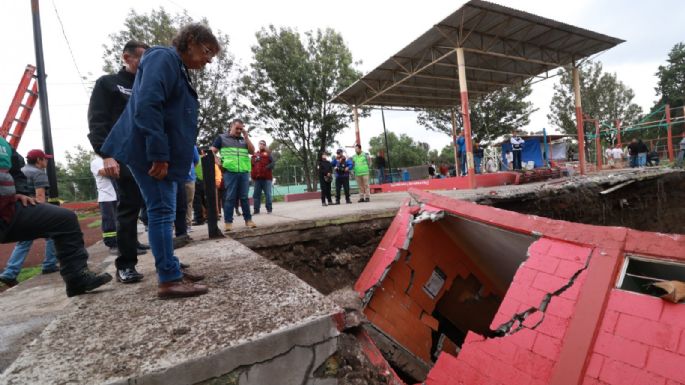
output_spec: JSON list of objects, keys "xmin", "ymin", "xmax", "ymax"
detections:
[
  {"xmin": 351, "ymin": 144, "xmax": 371, "ymax": 202},
  {"xmin": 88, "ymin": 40, "xmax": 150, "ymax": 284},
  {"xmin": 318, "ymin": 150, "xmax": 333, "ymax": 206},
  {"xmin": 251, "ymin": 140, "xmax": 275, "ymax": 214},
  {"xmin": 101, "ymin": 24, "xmax": 215, "ymax": 299},
  {"xmin": 510, "ymin": 131, "xmax": 525, "ymax": 170}
]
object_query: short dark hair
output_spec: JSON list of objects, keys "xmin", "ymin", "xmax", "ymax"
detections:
[
  {"xmin": 231, "ymin": 118, "xmax": 244, "ymax": 126},
  {"xmin": 123, "ymin": 40, "xmax": 149, "ymax": 55},
  {"xmin": 27, "ymin": 157, "xmax": 39, "ymax": 165},
  {"xmin": 172, "ymin": 23, "xmax": 220, "ymax": 54},
  {"xmin": 355, "ymin": 144, "xmax": 361, "ymax": 149}
]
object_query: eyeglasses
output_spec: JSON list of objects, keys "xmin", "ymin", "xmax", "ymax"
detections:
[{"xmin": 199, "ymin": 43, "xmax": 215, "ymax": 58}]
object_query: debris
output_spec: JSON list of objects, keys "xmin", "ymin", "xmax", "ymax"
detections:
[
  {"xmin": 651, "ymin": 280, "xmax": 685, "ymax": 303},
  {"xmin": 599, "ymin": 180, "xmax": 635, "ymax": 195}
]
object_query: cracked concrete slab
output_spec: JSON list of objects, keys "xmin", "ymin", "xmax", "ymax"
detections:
[{"xmin": 0, "ymin": 239, "xmax": 341, "ymax": 385}]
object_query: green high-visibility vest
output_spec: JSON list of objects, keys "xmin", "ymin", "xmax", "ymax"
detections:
[
  {"xmin": 218, "ymin": 133, "xmax": 251, "ymax": 173},
  {"xmin": 352, "ymin": 152, "xmax": 370, "ymax": 176}
]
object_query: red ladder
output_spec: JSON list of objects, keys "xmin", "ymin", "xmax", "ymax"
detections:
[{"xmin": 1, "ymin": 65, "xmax": 39, "ymax": 149}]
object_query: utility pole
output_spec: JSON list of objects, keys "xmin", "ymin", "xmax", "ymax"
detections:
[{"xmin": 31, "ymin": 0, "xmax": 59, "ymax": 199}]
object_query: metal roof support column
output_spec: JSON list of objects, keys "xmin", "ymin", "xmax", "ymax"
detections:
[
  {"xmin": 573, "ymin": 65, "xmax": 586, "ymax": 175},
  {"xmin": 353, "ymin": 106, "xmax": 361, "ymax": 146},
  {"xmin": 595, "ymin": 120, "xmax": 602, "ymax": 171},
  {"xmin": 456, "ymin": 48, "xmax": 476, "ymax": 188},
  {"xmin": 666, "ymin": 104, "xmax": 674, "ymax": 162},
  {"xmin": 616, "ymin": 119, "xmax": 622, "ymax": 148},
  {"xmin": 450, "ymin": 109, "xmax": 460, "ymax": 175}
]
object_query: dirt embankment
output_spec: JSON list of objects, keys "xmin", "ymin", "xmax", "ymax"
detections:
[{"xmin": 481, "ymin": 172, "xmax": 685, "ymax": 234}]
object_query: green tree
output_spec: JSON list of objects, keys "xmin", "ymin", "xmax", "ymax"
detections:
[
  {"xmin": 240, "ymin": 26, "xmax": 361, "ymax": 191},
  {"xmin": 368, "ymin": 132, "xmax": 430, "ymax": 169},
  {"xmin": 548, "ymin": 61, "xmax": 642, "ymax": 144},
  {"xmin": 58, "ymin": 146, "xmax": 96, "ymax": 202},
  {"xmin": 654, "ymin": 42, "xmax": 685, "ymax": 138},
  {"xmin": 416, "ymin": 84, "xmax": 536, "ymax": 141},
  {"xmin": 101, "ymin": 8, "xmax": 238, "ymax": 146}
]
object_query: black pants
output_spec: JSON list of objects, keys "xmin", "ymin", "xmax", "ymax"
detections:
[
  {"xmin": 513, "ymin": 150, "xmax": 522, "ymax": 170},
  {"xmin": 335, "ymin": 177, "xmax": 350, "ymax": 202},
  {"xmin": 175, "ymin": 181, "xmax": 187, "ymax": 237},
  {"xmin": 115, "ymin": 165, "xmax": 143, "ymax": 270},
  {"xmin": 320, "ymin": 177, "xmax": 332, "ymax": 204},
  {"xmin": 99, "ymin": 201, "xmax": 117, "ymax": 248},
  {"xmin": 193, "ymin": 179, "xmax": 206, "ymax": 223},
  {"xmin": 4, "ymin": 202, "xmax": 88, "ymax": 281}
]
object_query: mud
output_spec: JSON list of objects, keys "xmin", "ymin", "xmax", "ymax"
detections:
[
  {"xmin": 314, "ymin": 332, "xmax": 394, "ymax": 385},
  {"xmin": 480, "ymin": 172, "xmax": 685, "ymax": 234},
  {"xmin": 244, "ymin": 217, "xmax": 392, "ymax": 295}
]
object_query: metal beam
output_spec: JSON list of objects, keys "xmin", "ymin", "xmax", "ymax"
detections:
[{"xmin": 460, "ymin": 47, "xmax": 562, "ymax": 67}]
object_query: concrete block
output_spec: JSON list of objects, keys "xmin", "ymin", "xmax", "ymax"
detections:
[{"xmin": 238, "ymin": 345, "xmax": 313, "ymax": 385}]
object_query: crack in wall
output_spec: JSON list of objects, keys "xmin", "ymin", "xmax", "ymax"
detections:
[{"xmin": 488, "ymin": 253, "xmax": 592, "ymax": 338}]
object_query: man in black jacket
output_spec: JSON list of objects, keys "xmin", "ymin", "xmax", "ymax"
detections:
[{"xmin": 87, "ymin": 40, "xmax": 150, "ymax": 284}]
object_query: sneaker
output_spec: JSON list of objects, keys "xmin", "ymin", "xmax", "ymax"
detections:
[
  {"xmin": 115, "ymin": 267, "xmax": 144, "ymax": 284},
  {"xmin": 358, "ymin": 198, "xmax": 365, "ymax": 203},
  {"xmin": 0, "ymin": 276, "xmax": 18, "ymax": 288},
  {"xmin": 65, "ymin": 270, "xmax": 113, "ymax": 297},
  {"xmin": 245, "ymin": 220, "xmax": 257, "ymax": 228},
  {"xmin": 41, "ymin": 265, "xmax": 60, "ymax": 275},
  {"xmin": 224, "ymin": 223, "xmax": 233, "ymax": 232},
  {"xmin": 137, "ymin": 243, "xmax": 151, "ymax": 250},
  {"xmin": 365, "ymin": 197, "xmax": 370, "ymax": 202}
]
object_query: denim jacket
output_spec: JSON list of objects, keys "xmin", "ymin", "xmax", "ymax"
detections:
[{"xmin": 101, "ymin": 46, "xmax": 199, "ymax": 181}]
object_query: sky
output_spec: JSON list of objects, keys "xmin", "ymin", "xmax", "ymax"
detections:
[{"xmin": 1, "ymin": 0, "xmax": 683, "ymax": 163}]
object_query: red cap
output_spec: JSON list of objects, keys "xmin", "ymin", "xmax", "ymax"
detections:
[{"xmin": 26, "ymin": 149, "xmax": 53, "ymax": 160}]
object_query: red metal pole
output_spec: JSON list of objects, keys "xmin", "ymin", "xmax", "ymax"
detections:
[
  {"xmin": 456, "ymin": 48, "xmax": 476, "ymax": 188},
  {"xmin": 573, "ymin": 66, "xmax": 586, "ymax": 175},
  {"xmin": 353, "ymin": 106, "xmax": 361, "ymax": 146},
  {"xmin": 615, "ymin": 119, "xmax": 622, "ymax": 148},
  {"xmin": 595, "ymin": 120, "xmax": 602, "ymax": 171},
  {"xmin": 666, "ymin": 104, "xmax": 674, "ymax": 162}
]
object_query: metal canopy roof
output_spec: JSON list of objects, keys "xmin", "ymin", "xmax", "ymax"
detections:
[{"xmin": 331, "ymin": 0, "xmax": 624, "ymax": 109}]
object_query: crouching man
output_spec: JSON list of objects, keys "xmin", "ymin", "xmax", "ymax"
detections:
[{"xmin": 0, "ymin": 137, "xmax": 111, "ymax": 296}]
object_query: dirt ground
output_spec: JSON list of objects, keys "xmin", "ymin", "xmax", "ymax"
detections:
[
  {"xmin": 482, "ymin": 172, "xmax": 685, "ymax": 234},
  {"xmin": 251, "ymin": 218, "xmax": 390, "ymax": 295}
]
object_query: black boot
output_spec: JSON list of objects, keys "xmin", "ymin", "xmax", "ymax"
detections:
[{"xmin": 65, "ymin": 269, "xmax": 113, "ymax": 297}]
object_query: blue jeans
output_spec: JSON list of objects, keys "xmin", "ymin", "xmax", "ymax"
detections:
[
  {"xmin": 223, "ymin": 171, "xmax": 251, "ymax": 223},
  {"xmin": 128, "ymin": 166, "xmax": 182, "ymax": 283},
  {"xmin": 638, "ymin": 153, "xmax": 647, "ymax": 167},
  {"xmin": 474, "ymin": 156, "xmax": 482, "ymax": 174},
  {"xmin": 0, "ymin": 239, "xmax": 57, "ymax": 279},
  {"xmin": 253, "ymin": 179, "xmax": 272, "ymax": 213},
  {"xmin": 377, "ymin": 168, "xmax": 385, "ymax": 184}
]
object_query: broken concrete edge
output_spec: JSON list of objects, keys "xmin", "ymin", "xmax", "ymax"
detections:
[
  {"xmin": 229, "ymin": 209, "xmax": 398, "ymax": 241},
  {"xmin": 353, "ymin": 327, "xmax": 408, "ymax": 385},
  {"xmin": 104, "ymin": 313, "xmax": 342, "ymax": 385}
]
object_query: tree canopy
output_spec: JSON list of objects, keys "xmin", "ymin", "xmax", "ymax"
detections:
[
  {"xmin": 56, "ymin": 146, "xmax": 96, "ymax": 202},
  {"xmin": 655, "ymin": 42, "xmax": 685, "ymax": 109},
  {"xmin": 101, "ymin": 8, "xmax": 238, "ymax": 145},
  {"xmin": 368, "ymin": 132, "xmax": 430, "ymax": 169},
  {"xmin": 548, "ymin": 61, "xmax": 642, "ymax": 143},
  {"xmin": 239, "ymin": 26, "xmax": 361, "ymax": 191},
  {"xmin": 416, "ymin": 84, "xmax": 536, "ymax": 142}
]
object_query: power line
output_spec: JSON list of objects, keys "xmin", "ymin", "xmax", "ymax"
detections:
[{"xmin": 51, "ymin": 0, "xmax": 89, "ymax": 96}]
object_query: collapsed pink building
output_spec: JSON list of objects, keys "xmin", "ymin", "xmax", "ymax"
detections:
[{"xmin": 354, "ymin": 189, "xmax": 685, "ymax": 385}]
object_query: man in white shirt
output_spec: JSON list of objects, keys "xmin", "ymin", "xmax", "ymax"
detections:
[
  {"xmin": 510, "ymin": 132, "xmax": 525, "ymax": 170},
  {"xmin": 91, "ymin": 156, "xmax": 118, "ymax": 254},
  {"xmin": 611, "ymin": 144, "xmax": 624, "ymax": 168}
]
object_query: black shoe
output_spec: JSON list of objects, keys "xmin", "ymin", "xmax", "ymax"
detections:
[
  {"xmin": 137, "ymin": 243, "xmax": 151, "ymax": 250},
  {"xmin": 328, "ymin": 200, "xmax": 333, "ymax": 205},
  {"xmin": 253, "ymin": 210, "xmax": 260, "ymax": 215},
  {"xmin": 173, "ymin": 234, "xmax": 192, "ymax": 249},
  {"xmin": 0, "ymin": 276, "xmax": 18, "ymax": 288},
  {"xmin": 115, "ymin": 267, "xmax": 144, "ymax": 284},
  {"xmin": 191, "ymin": 219, "xmax": 206, "ymax": 226},
  {"xmin": 365, "ymin": 197, "xmax": 370, "ymax": 202},
  {"xmin": 66, "ymin": 270, "xmax": 113, "ymax": 297},
  {"xmin": 358, "ymin": 198, "xmax": 365, "ymax": 203},
  {"xmin": 41, "ymin": 265, "xmax": 60, "ymax": 275},
  {"xmin": 346, "ymin": 200, "xmax": 352, "ymax": 204},
  {"xmin": 180, "ymin": 262, "xmax": 190, "ymax": 269},
  {"xmin": 322, "ymin": 202, "xmax": 327, "ymax": 206},
  {"xmin": 136, "ymin": 248, "xmax": 147, "ymax": 255}
]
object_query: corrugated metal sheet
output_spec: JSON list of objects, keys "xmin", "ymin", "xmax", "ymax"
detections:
[{"xmin": 331, "ymin": 0, "xmax": 624, "ymax": 108}]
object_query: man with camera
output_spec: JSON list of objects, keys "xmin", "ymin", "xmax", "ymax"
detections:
[
  {"xmin": 331, "ymin": 149, "xmax": 353, "ymax": 204},
  {"xmin": 211, "ymin": 119, "xmax": 256, "ymax": 232}
]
